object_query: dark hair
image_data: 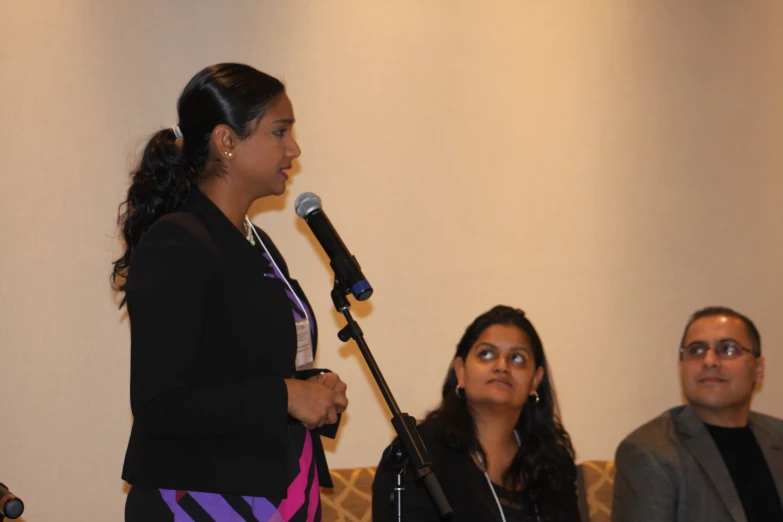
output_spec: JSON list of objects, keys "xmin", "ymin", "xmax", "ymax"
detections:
[
  {"xmin": 680, "ymin": 306, "xmax": 761, "ymax": 356},
  {"xmin": 111, "ymin": 63, "xmax": 285, "ymax": 298},
  {"xmin": 423, "ymin": 305, "xmax": 577, "ymax": 519}
]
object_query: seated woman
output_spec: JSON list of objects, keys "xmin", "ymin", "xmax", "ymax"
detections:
[{"xmin": 372, "ymin": 305, "xmax": 579, "ymax": 522}]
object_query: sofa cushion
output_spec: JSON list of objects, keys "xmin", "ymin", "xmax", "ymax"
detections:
[
  {"xmin": 322, "ymin": 461, "xmax": 616, "ymax": 522},
  {"xmin": 322, "ymin": 467, "xmax": 376, "ymax": 521},
  {"xmin": 577, "ymin": 460, "xmax": 616, "ymax": 522}
]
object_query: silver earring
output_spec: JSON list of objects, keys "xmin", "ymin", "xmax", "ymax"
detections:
[
  {"xmin": 455, "ymin": 385, "xmax": 465, "ymax": 399},
  {"xmin": 527, "ymin": 391, "xmax": 540, "ymax": 405},
  {"xmin": 224, "ymin": 151, "xmax": 233, "ymax": 158}
]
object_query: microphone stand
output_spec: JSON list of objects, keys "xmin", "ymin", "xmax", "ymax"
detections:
[
  {"xmin": 330, "ymin": 276, "xmax": 453, "ymax": 521},
  {"xmin": 0, "ymin": 482, "xmax": 23, "ymax": 520}
]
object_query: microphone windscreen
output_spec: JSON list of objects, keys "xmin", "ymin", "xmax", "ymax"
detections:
[{"xmin": 295, "ymin": 192, "xmax": 322, "ymax": 218}]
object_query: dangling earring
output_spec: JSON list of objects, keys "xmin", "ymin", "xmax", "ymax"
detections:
[
  {"xmin": 527, "ymin": 391, "xmax": 540, "ymax": 405},
  {"xmin": 455, "ymin": 385, "xmax": 465, "ymax": 399}
]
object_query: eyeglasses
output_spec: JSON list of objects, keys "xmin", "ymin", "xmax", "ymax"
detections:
[{"xmin": 680, "ymin": 340, "xmax": 757, "ymax": 361}]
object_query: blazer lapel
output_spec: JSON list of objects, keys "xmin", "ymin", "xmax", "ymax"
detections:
[
  {"xmin": 750, "ymin": 413, "xmax": 783, "ymax": 508},
  {"xmin": 675, "ymin": 406, "xmax": 746, "ymax": 522}
]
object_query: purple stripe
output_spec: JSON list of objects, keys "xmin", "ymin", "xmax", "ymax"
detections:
[
  {"xmin": 261, "ymin": 253, "xmax": 315, "ymax": 337},
  {"xmin": 243, "ymin": 496, "xmax": 285, "ymax": 522},
  {"xmin": 187, "ymin": 492, "xmax": 248, "ymax": 522},
  {"xmin": 261, "ymin": 254, "xmax": 299, "ymax": 311},
  {"xmin": 159, "ymin": 489, "xmax": 179, "ymax": 516},
  {"xmin": 159, "ymin": 489, "xmax": 200, "ymax": 522},
  {"xmin": 172, "ymin": 504, "xmax": 196, "ymax": 521},
  {"xmin": 284, "ymin": 288, "xmax": 305, "ymax": 320},
  {"xmin": 160, "ymin": 489, "xmax": 290, "ymax": 522}
]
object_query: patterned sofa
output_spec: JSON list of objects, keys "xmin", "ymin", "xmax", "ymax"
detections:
[
  {"xmin": 321, "ymin": 461, "xmax": 615, "ymax": 521},
  {"xmin": 576, "ymin": 461, "xmax": 616, "ymax": 521}
]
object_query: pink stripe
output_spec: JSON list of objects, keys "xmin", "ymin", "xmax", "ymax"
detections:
[
  {"xmin": 307, "ymin": 454, "xmax": 320, "ymax": 522},
  {"xmin": 277, "ymin": 430, "xmax": 314, "ymax": 520}
]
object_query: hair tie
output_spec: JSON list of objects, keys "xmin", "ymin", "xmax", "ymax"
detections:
[{"xmin": 172, "ymin": 124, "xmax": 183, "ymax": 140}]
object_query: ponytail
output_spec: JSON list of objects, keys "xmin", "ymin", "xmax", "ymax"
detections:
[{"xmin": 111, "ymin": 127, "xmax": 195, "ymax": 295}]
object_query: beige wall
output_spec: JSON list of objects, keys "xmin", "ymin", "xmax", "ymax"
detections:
[{"xmin": 1, "ymin": 1, "xmax": 782, "ymax": 520}]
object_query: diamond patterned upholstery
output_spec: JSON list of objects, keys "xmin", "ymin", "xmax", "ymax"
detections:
[
  {"xmin": 321, "ymin": 467, "xmax": 376, "ymax": 521},
  {"xmin": 322, "ymin": 461, "xmax": 615, "ymax": 522},
  {"xmin": 576, "ymin": 460, "xmax": 616, "ymax": 522}
]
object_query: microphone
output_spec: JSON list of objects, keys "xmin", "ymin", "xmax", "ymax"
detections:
[
  {"xmin": 0, "ymin": 483, "xmax": 24, "ymax": 519},
  {"xmin": 295, "ymin": 192, "xmax": 373, "ymax": 301}
]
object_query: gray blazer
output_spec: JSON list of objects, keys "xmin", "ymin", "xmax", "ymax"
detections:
[{"xmin": 611, "ymin": 405, "xmax": 783, "ymax": 522}]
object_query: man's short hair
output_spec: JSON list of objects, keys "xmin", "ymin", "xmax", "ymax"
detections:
[{"xmin": 680, "ymin": 306, "xmax": 761, "ymax": 356}]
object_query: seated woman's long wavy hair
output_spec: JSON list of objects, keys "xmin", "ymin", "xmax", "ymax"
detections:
[
  {"xmin": 423, "ymin": 305, "xmax": 577, "ymax": 520},
  {"xmin": 111, "ymin": 63, "xmax": 285, "ymax": 302}
]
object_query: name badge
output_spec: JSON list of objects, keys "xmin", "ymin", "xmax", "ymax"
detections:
[{"xmin": 295, "ymin": 318, "xmax": 314, "ymax": 370}]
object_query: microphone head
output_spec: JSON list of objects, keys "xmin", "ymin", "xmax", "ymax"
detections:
[{"xmin": 295, "ymin": 192, "xmax": 322, "ymax": 218}]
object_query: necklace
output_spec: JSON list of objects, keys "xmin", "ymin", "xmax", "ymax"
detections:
[
  {"xmin": 475, "ymin": 431, "xmax": 541, "ymax": 522},
  {"xmin": 242, "ymin": 218, "xmax": 256, "ymax": 246}
]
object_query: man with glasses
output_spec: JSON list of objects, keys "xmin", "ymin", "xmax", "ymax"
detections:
[{"xmin": 611, "ymin": 306, "xmax": 783, "ymax": 522}]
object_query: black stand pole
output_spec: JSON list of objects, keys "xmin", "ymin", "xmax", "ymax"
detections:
[
  {"xmin": 395, "ymin": 465, "xmax": 406, "ymax": 522},
  {"xmin": 330, "ymin": 278, "xmax": 453, "ymax": 520},
  {"xmin": 377, "ymin": 439, "xmax": 409, "ymax": 522}
]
